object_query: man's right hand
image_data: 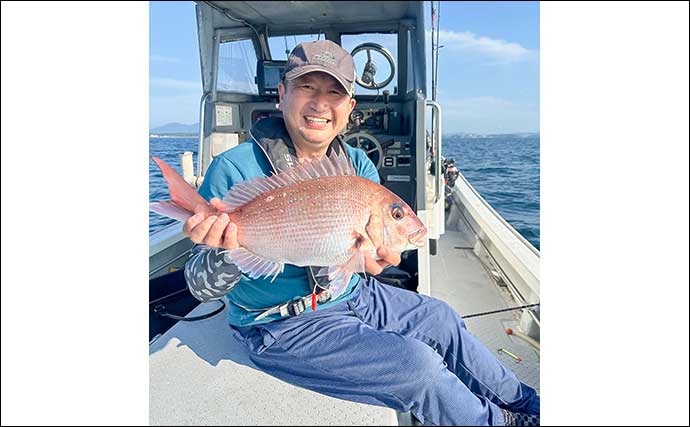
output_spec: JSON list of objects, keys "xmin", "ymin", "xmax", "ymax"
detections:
[{"xmin": 183, "ymin": 198, "xmax": 239, "ymax": 250}]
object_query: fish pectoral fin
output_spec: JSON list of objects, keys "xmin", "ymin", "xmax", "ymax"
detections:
[
  {"xmin": 226, "ymin": 247, "xmax": 283, "ymax": 281},
  {"xmin": 353, "ymin": 229, "xmax": 377, "ymax": 255},
  {"xmin": 365, "ymin": 214, "xmax": 384, "ymax": 248}
]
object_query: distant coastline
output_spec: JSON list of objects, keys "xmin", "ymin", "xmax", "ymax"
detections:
[
  {"xmin": 149, "ymin": 131, "xmax": 538, "ymax": 139},
  {"xmin": 149, "ymin": 133, "xmax": 198, "ymax": 138},
  {"xmin": 150, "ymin": 122, "xmax": 200, "ymax": 136},
  {"xmin": 150, "ymin": 122, "xmax": 538, "ymax": 140},
  {"xmin": 447, "ymin": 132, "xmax": 540, "ymax": 139}
]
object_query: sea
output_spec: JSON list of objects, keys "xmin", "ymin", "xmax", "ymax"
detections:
[
  {"xmin": 442, "ymin": 134, "xmax": 540, "ymax": 250},
  {"xmin": 149, "ymin": 134, "xmax": 540, "ymax": 250}
]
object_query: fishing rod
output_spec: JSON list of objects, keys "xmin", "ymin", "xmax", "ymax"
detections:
[{"xmin": 462, "ymin": 303, "xmax": 540, "ymax": 319}]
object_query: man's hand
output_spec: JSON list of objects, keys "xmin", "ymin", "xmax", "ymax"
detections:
[
  {"xmin": 363, "ymin": 246, "xmax": 401, "ymax": 276},
  {"xmin": 182, "ymin": 198, "xmax": 239, "ymax": 250}
]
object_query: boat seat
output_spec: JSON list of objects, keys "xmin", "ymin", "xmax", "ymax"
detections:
[
  {"xmin": 210, "ymin": 132, "xmax": 239, "ymax": 159},
  {"xmin": 149, "ymin": 301, "xmax": 399, "ymax": 426}
]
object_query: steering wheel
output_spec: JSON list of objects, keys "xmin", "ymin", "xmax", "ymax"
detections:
[
  {"xmin": 350, "ymin": 43, "xmax": 396, "ymax": 90},
  {"xmin": 342, "ymin": 132, "xmax": 384, "ymax": 169}
]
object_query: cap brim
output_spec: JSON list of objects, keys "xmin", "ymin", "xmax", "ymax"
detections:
[{"xmin": 284, "ymin": 65, "xmax": 354, "ymax": 96}]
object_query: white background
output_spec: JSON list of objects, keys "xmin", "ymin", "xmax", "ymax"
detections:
[{"xmin": 2, "ymin": 2, "xmax": 688, "ymax": 425}]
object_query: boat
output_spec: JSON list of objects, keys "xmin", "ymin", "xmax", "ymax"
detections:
[{"xmin": 149, "ymin": 1, "xmax": 540, "ymax": 424}]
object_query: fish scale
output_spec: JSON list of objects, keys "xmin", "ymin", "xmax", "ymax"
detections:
[{"xmin": 234, "ymin": 176, "xmax": 373, "ymax": 266}]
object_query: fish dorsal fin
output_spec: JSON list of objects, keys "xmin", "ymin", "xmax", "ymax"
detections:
[{"xmin": 223, "ymin": 149, "xmax": 355, "ymax": 211}]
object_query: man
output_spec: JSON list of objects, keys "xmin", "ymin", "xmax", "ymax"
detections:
[{"xmin": 183, "ymin": 40, "xmax": 540, "ymax": 426}]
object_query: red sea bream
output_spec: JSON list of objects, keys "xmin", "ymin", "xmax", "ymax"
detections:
[{"xmin": 150, "ymin": 151, "xmax": 427, "ymax": 297}]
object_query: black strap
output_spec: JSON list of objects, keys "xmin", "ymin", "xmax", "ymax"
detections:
[
  {"xmin": 153, "ymin": 299, "xmax": 226, "ymax": 322},
  {"xmin": 286, "ymin": 298, "xmax": 307, "ymax": 316}
]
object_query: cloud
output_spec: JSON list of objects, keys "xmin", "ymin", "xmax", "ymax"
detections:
[
  {"xmin": 150, "ymin": 77, "xmax": 200, "ymax": 90},
  {"xmin": 150, "ymin": 54, "xmax": 180, "ymax": 63},
  {"xmin": 342, "ymin": 33, "xmax": 397, "ymax": 59},
  {"xmin": 428, "ymin": 29, "xmax": 534, "ymax": 63},
  {"xmin": 435, "ymin": 96, "xmax": 539, "ymax": 134}
]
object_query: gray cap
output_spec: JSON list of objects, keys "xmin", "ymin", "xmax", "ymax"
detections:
[{"xmin": 283, "ymin": 40, "xmax": 356, "ymax": 96}]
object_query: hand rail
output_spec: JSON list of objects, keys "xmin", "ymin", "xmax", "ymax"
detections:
[
  {"xmin": 197, "ymin": 91, "xmax": 212, "ymax": 176},
  {"xmin": 426, "ymin": 100, "xmax": 443, "ymax": 203}
]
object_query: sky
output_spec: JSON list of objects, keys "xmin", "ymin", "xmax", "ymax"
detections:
[{"xmin": 150, "ymin": 1, "xmax": 540, "ymax": 134}]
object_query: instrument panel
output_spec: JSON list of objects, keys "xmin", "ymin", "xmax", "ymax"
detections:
[{"xmin": 342, "ymin": 105, "xmax": 415, "ymax": 205}]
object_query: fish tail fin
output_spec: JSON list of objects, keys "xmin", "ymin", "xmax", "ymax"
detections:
[
  {"xmin": 149, "ymin": 200, "xmax": 194, "ymax": 222},
  {"xmin": 151, "ymin": 156, "xmax": 209, "ymax": 219}
]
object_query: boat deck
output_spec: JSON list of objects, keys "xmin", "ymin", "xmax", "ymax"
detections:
[
  {"xmin": 429, "ymin": 219, "xmax": 540, "ymax": 393},
  {"xmin": 149, "ymin": 205, "xmax": 539, "ymax": 425},
  {"xmin": 149, "ymin": 302, "xmax": 398, "ymax": 425}
]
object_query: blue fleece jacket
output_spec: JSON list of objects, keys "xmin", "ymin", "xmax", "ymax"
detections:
[{"xmin": 196, "ymin": 126, "xmax": 380, "ymax": 326}]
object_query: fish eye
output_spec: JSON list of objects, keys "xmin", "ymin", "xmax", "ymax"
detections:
[{"xmin": 391, "ymin": 204, "xmax": 405, "ymax": 221}]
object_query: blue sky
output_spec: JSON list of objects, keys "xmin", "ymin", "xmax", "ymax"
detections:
[{"xmin": 150, "ymin": 1, "xmax": 539, "ymax": 134}]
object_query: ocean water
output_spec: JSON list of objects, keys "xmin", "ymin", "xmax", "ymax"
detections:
[
  {"xmin": 443, "ymin": 134, "xmax": 540, "ymax": 250},
  {"xmin": 149, "ymin": 134, "xmax": 540, "ymax": 250}
]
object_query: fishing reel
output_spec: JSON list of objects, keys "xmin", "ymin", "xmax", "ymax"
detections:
[
  {"xmin": 350, "ymin": 43, "xmax": 396, "ymax": 90},
  {"xmin": 441, "ymin": 158, "xmax": 460, "ymax": 211},
  {"xmin": 442, "ymin": 158, "xmax": 459, "ymax": 188}
]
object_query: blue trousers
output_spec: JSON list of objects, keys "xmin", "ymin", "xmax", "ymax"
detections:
[{"xmin": 231, "ymin": 277, "xmax": 539, "ymax": 426}]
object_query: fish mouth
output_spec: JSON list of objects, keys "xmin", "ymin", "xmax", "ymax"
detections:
[{"xmin": 408, "ymin": 228, "xmax": 427, "ymax": 247}]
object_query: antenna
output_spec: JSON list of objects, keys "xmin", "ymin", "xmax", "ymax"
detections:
[
  {"xmin": 431, "ymin": 1, "xmax": 435, "ymax": 101},
  {"xmin": 431, "ymin": 1, "xmax": 441, "ymax": 102},
  {"xmin": 434, "ymin": 1, "xmax": 441, "ymax": 102}
]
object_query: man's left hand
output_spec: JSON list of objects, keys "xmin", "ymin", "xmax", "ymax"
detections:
[{"xmin": 363, "ymin": 247, "xmax": 401, "ymax": 276}]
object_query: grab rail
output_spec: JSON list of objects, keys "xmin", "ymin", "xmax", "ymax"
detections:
[{"xmin": 426, "ymin": 100, "xmax": 443, "ymax": 203}]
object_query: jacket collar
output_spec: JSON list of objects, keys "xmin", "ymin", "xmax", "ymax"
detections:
[{"xmin": 248, "ymin": 117, "xmax": 347, "ymax": 173}]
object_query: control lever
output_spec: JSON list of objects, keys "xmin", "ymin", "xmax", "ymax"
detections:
[
  {"xmin": 382, "ymin": 90, "xmax": 390, "ymax": 132},
  {"xmin": 380, "ymin": 139, "xmax": 395, "ymax": 150}
]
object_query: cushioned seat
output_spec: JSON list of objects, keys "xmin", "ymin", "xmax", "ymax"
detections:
[{"xmin": 149, "ymin": 301, "xmax": 399, "ymax": 425}]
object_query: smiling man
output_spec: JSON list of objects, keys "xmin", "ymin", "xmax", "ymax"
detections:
[
  {"xmin": 278, "ymin": 43, "xmax": 357, "ymax": 160},
  {"xmin": 278, "ymin": 72, "xmax": 355, "ymax": 159},
  {"xmin": 181, "ymin": 40, "xmax": 540, "ymax": 426}
]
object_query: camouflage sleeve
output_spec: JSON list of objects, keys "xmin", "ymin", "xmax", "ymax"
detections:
[{"xmin": 184, "ymin": 244, "xmax": 242, "ymax": 302}]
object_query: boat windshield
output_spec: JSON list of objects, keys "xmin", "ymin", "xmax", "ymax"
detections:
[
  {"xmin": 217, "ymin": 38, "xmax": 259, "ymax": 94},
  {"xmin": 267, "ymin": 34, "xmax": 327, "ymax": 60}
]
